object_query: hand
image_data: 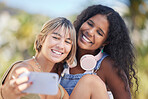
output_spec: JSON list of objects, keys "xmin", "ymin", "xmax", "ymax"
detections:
[{"xmin": 2, "ymin": 67, "xmax": 32, "ymax": 99}]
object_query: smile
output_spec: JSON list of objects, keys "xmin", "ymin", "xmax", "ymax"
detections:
[
  {"xmin": 52, "ymin": 49, "xmax": 63, "ymax": 55},
  {"xmin": 82, "ymin": 33, "xmax": 93, "ymax": 44}
]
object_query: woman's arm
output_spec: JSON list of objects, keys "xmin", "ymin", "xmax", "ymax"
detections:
[
  {"xmin": 1, "ymin": 63, "xmax": 33, "ymax": 99},
  {"xmin": 97, "ymin": 57, "xmax": 131, "ymax": 99}
]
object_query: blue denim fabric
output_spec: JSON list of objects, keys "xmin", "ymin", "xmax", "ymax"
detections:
[{"xmin": 60, "ymin": 52, "xmax": 108, "ymax": 95}]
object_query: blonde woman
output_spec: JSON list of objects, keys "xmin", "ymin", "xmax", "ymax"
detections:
[{"xmin": 0, "ymin": 17, "xmax": 76, "ymax": 99}]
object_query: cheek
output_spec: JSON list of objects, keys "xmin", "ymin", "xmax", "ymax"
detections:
[
  {"xmin": 46, "ymin": 39, "xmax": 57, "ymax": 47},
  {"xmin": 65, "ymin": 45, "xmax": 72, "ymax": 54},
  {"xmin": 77, "ymin": 39, "xmax": 81, "ymax": 47},
  {"xmin": 80, "ymin": 23, "xmax": 89, "ymax": 30},
  {"xmin": 93, "ymin": 38, "xmax": 105, "ymax": 48},
  {"xmin": 77, "ymin": 31, "xmax": 83, "ymax": 44}
]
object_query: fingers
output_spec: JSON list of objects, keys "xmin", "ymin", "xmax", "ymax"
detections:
[
  {"xmin": 10, "ymin": 73, "xmax": 29, "ymax": 88},
  {"xmin": 12, "ymin": 67, "xmax": 29, "ymax": 79},
  {"xmin": 10, "ymin": 75, "xmax": 31, "ymax": 90},
  {"xmin": 14, "ymin": 82, "xmax": 32, "ymax": 94},
  {"xmin": 3, "ymin": 67, "xmax": 31, "ymax": 99},
  {"xmin": 16, "ymin": 76, "xmax": 29, "ymax": 84},
  {"xmin": 9, "ymin": 78, "xmax": 32, "ymax": 94},
  {"xmin": 13, "ymin": 86, "xmax": 28, "ymax": 98},
  {"xmin": 9, "ymin": 79, "xmax": 16, "ymax": 88},
  {"xmin": 16, "ymin": 67, "xmax": 29, "ymax": 75},
  {"xmin": 9, "ymin": 67, "xmax": 31, "ymax": 94},
  {"xmin": 18, "ymin": 82, "xmax": 33, "ymax": 91}
]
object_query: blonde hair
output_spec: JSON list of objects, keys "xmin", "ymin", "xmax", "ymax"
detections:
[{"xmin": 34, "ymin": 17, "xmax": 76, "ymax": 65}]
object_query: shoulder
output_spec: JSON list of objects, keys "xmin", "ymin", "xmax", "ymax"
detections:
[
  {"xmin": 102, "ymin": 56, "xmax": 116, "ymax": 70},
  {"xmin": 96, "ymin": 56, "xmax": 119, "ymax": 82},
  {"xmin": 100, "ymin": 56, "xmax": 126, "ymax": 77},
  {"xmin": 98, "ymin": 56, "xmax": 116, "ymax": 73}
]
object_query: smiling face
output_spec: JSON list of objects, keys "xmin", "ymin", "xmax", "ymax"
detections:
[
  {"xmin": 35, "ymin": 17, "xmax": 76, "ymax": 65},
  {"xmin": 78, "ymin": 14, "xmax": 109, "ymax": 51},
  {"xmin": 41, "ymin": 27, "xmax": 72, "ymax": 63}
]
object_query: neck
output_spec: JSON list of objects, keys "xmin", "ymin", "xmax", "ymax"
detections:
[
  {"xmin": 77, "ymin": 47, "xmax": 97, "ymax": 61},
  {"xmin": 35, "ymin": 54, "xmax": 55, "ymax": 72},
  {"xmin": 69, "ymin": 47, "xmax": 97, "ymax": 74}
]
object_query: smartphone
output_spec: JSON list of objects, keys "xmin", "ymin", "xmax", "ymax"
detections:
[{"xmin": 19, "ymin": 72, "xmax": 59, "ymax": 95}]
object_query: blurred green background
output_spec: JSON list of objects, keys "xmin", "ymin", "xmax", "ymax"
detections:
[{"xmin": 0, "ymin": 0, "xmax": 148, "ymax": 99}]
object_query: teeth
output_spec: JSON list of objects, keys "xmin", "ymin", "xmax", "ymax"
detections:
[
  {"xmin": 82, "ymin": 35, "xmax": 91, "ymax": 43},
  {"xmin": 52, "ymin": 50, "xmax": 62, "ymax": 55}
]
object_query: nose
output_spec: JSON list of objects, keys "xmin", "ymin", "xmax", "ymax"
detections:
[
  {"xmin": 56, "ymin": 39, "xmax": 65, "ymax": 49},
  {"xmin": 87, "ymin": 28, "xmax": 96, "ymax": 37}
]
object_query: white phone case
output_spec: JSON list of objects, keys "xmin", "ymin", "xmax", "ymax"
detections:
[{"xmin": 19, "ymin": 72, "xmax": 59, "ymax": 95}]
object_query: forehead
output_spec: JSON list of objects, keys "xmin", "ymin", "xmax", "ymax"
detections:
[
  {"xmin": 89, "ymin": 14, "xmax": 109, "ymax": 34},
  {"xmin": 51, "ymin": 26, "xmax": 71, "ymax": 38}
]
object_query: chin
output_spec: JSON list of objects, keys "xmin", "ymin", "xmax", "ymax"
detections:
[
  {"xmin": 50, "ymin": 59, "xmax": 60, "ymax": 63},
  {"xmin": 78, "ymin": 44, "xmax": 89, "ymax": 50},
  {"xmin": 53, "ymin": 58, "xmax": 65, "ymax": 63}
]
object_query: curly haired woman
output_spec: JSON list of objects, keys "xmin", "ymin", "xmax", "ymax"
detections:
[{"xmin": 60, "ymin": 4, "xmax": 138, "ymax": 99}]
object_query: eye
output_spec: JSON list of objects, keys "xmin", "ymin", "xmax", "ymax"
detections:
[
  {"xmin": 52, "ymin": 36, "xmax": 60, "ymax": 40},
  {"xmin": 97, "ymin": 30, "xmax": 103, "ymax": 36},
  {"xmin": 87, "ymin": 21, "xmax": 93, "ymax": 27},
  {"xmin": 65, "ymin": 40, "xmax": 72, "ymax": 44}
]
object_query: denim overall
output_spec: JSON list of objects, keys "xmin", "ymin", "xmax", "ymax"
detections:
[{"xmin": 60, "ymin": 52, "xmax": 109, "ymax": 95}]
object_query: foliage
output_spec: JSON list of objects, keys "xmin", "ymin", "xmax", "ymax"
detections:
[{"xmin": 0, "ymin": 1, "xmax": 148, "ymax": 98}]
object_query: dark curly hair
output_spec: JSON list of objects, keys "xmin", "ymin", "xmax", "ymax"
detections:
[{"xmin": 74, "ymin": 4, "xmax": 138, "ymax": 95}]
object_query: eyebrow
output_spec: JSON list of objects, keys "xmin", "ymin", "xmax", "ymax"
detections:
[
  {"xmin": 52, "ymin": 32, "xmax": 61, "ymax": 36},
  {"xmin": 89, "ymin": 19, "xmax": 105, "ymax": 35},
  {"xmin": 52, "ymin": 32, "xmax": 72, "ymax": 40}
]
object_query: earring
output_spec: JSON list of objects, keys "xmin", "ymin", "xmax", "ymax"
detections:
[
  {"xmin": 101, "ymin": 47, "xmax": 104, "ymax": 53},
  {"xmin": 100, "ymin": 46, "xmax": 104, "ymax": 53}
]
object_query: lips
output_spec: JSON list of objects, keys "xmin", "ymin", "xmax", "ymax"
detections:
[
  {"xmin": 81, "ymin": 32, "xmax": 93, "ymax": 44},
  {"xmin": 51, "ymin": 49, "xmax": 63, "ymax": 55}
]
